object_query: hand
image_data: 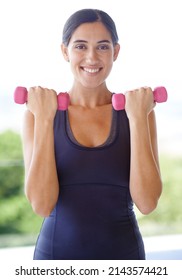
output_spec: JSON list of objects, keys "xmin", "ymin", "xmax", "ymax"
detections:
[
  {"xmin": 27, "ymin": 86, "xmax": 58, "ymax": 120},
  {"xmin": 125, "ymin": 87, "xmax": 156, "ymax": 120}
]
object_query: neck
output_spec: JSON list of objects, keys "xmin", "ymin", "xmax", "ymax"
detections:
[{"xmin": 68, "ymin": 83, "xmax": 112, "ymax": 108}]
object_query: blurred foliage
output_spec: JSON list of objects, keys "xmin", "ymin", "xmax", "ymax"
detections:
[
  {"xmin": 0, "ymin": 165, "xmax": 24, "ymax": 198},
  {"xmin": 0, "ymin": 130, "xmax": 42, "ymax": 246},
  {"xmin": 0, "ymin": 130, "xmax": 181, "ymax": 248},
  {"xmin": 136, "ymin": 155, "xmax": 182, "ymax": 236},
  {"xmin": 0, "ymin": 130, "xmax": 23, "ymax": 159}
]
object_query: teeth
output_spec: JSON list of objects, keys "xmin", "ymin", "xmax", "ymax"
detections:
[{"xmin": 83, "ymin": 68, "xmax": 100, "ymax": 73}]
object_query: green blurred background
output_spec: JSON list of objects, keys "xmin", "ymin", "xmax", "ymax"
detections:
[{"xmin": 0, "ymin": 129, "xmax": 181, "ymax": 248}]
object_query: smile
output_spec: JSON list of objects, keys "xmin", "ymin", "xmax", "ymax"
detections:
[{"xmin": 82, "ymin": 67, "xmax": 101, "ymax": 73}]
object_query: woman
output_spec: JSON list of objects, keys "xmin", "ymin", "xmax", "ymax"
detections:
[{"xmin": 22, "ymin": 9, "xmax": 162, "ymax": 260}]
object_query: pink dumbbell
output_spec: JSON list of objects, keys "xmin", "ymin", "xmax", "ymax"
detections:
[
  {"xmin": 14, "ymin": 86, "xmax": 70, "ymax": 111},
  {"xmin": 112, "ymin": 86, "xmax": 168, "ymax": 111}
]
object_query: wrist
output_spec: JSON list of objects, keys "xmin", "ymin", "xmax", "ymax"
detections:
[
  {"xmin": 128, "ymin": 115, "xmax": 148, "ymax": 127},
  {"xmin": 34, "ymin": 115, "xmax": 54, "ymax": 128}
]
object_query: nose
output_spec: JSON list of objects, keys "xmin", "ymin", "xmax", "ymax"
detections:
[{"xmin": 85, "ymin": 48, "xmax": 99, "ymax": 64}]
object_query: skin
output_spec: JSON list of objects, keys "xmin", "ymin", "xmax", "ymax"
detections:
[{"xmin": 22, "ymin": 22, "xmax": 162, "ymax": 217}]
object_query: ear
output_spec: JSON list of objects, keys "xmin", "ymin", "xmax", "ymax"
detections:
[
  {"xmin": 113, "ymin": 43, "xmax": 120, "ymax": 61},
  {"xmin": 61, "ymin": 43, "xmax": 70, "ymax": 62}
]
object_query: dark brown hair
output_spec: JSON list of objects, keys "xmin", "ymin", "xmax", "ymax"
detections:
[{"xmin": 62, "ymin": 9, "xmax": 119, "ymax": 46}]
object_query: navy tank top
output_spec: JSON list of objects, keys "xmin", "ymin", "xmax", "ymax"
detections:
[{"xmin": 33, "ymin": 108, "xmax": 145, "ymax": 260}]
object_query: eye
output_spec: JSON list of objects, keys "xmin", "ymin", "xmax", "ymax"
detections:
[
  {"xmin": 97, "ymin": 44, "xmax": 110, "ymax": 50},
  {"xmin": 75, "ymin": 44, "xmax": 87, "ymax": 50}
]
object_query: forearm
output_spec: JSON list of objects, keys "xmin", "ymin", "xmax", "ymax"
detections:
[
  {"xmin": 25, "ymin": 118, "xmax": 59, "ymax": 217},
  {"xmin": 129, "ymin": 117, "xmax": 162, "ymax": 214}
]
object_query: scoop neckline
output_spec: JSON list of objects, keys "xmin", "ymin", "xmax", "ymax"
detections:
[{"xmin": 64, "ymin": 108, "xmax": 118, "ymax": 150}]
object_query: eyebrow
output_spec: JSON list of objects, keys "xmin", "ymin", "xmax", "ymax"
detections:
[{"xmin": 73, "ymin": 39, "xmax": 112, "ymax": 44}]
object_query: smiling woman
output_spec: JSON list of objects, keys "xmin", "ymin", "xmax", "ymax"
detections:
[
  {"xmin": 21, "ymin": 8, "xmax": 162, "ymax": 260},
  {"xmin": 61, "ymin": 11, "xmax": 120, "ymax": 94},
  {"xmin": 61, "ymin": 21, "xmax": 120, "ymax": 99}
]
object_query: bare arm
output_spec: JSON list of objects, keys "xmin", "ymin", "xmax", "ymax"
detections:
[
  {"xmin": 126, "ymin": 87, "xmax": 162, "ymax": 215},
  {"xmin": 22, "ymin": 87, "xmax": 59, "ymax": 217}
]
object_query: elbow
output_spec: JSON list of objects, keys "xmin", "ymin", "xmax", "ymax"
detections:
[
  {"xmin": 29, "ymin": 198, "xmax": 54, "ymax": 217},
  {"xmin": 25, "ymin": 190, "xmax": 56, "ymax": 218},
  {"xmin": 136, "ymin": 188, "xmax": 162, "ymax": 215},
  {"xmin": 137, "ymin": 189, "xmax": 162, "ymax": 215},
  {"xmin": 31, "ymin": 202, "xmax": 54, "ymax": 218},
  {"xmin": 24, "ymin": 179, "xmax": 59, "ymax": 217},
  {"xmin": 135, "ymin": 180, "xmax": 163, "ymax": 215},
  {"xmin": 138, "ymin": 199, "xmax": 158, "ymax": 215}
]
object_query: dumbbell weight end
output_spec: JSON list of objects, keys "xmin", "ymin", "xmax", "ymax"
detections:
[
  {"xmin": 153, "ymin": 86, "xmax": 168, "ymax": 103},
  {"xmin": 14, "ymin": 86, "xmax": 27, "ymax": 104},
  {"xmin": 57, "ymin": 92, "xmax": 70, "ymax": 111},
  {"xmin": 112, "ymin": 93, "xmax": 125, "ymax": 111}
]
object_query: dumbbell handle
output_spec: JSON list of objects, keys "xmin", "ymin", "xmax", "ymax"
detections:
[
  {"xmin": 112, "ymin": 86, "xmax": 168, "ymax": 111},
  {"xmin": 14, "ymin": 86, "xmax": 70, "ymax": 111}
]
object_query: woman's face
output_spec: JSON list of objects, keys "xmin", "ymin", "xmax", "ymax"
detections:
[{"xmin": 61, "ymin": 22, "xmax": 120, "ymax": 89}]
